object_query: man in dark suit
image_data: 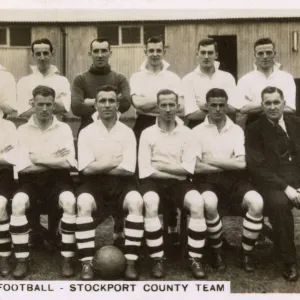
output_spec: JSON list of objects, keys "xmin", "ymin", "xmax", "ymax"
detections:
[{"xmin": 245, "ymin": 86, "xmax": 300, "ymax": 281}]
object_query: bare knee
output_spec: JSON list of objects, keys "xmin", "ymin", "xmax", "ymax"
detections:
[
  {"xmin": 77, "ymin": 193, "xmax": 95, "ymax": 217},
  {"xmin": 243, "ymin": 191, "xmax": 264, "ymax": 218},
  {"xmin": 202, "ymin": 191, "xmax": 218, "ymax": 219},
  {"xmin": 0, "ymin": 196, "xmax": 8, "ymax": 221},
  {"xmin": 184, "ymin": 190, "xmax": 204, "ymax": 218},
  {"xmin": 143, "ymin": 192, "xmax": 160, "ymax": 218},
  {"xmin": 12, "ymin": 193, "xmax": 29, "ymax": 216},
  {"xmin": 124, "ymin": 191, "xmax": 143, "ymax": 215},
  {"xmin": 59, "ymin": 191, "xmax": 76, "ymax": 215}
]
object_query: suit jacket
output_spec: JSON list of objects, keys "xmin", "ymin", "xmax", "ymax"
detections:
[{"xmin": 245, "ymin": 115, "xmax": 300, "ymax": 191}]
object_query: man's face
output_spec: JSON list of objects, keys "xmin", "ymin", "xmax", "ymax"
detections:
[
  {"xmin": 254, "ymin": 43, "xmax": 276, "ymax": 70},
  {"xmin": 206, "ymin": 97, "xmax": 228, "ymax": 122},
  {"xmin": 34, "ymin": 95, "xmax": 55, "ymax": 122},
  {"xmin": 95, "ymin": 91, "xmax": 119, "ymax": 120},
  {"xmin": 144, "ymin": 42, "xmax": 165, "ymax": 67},
  {"xmin": 157, "ymin": 94, "xmax": 179, "ymax": 122},
  {"xmin": 197, "ymin": 44, "xmax": 218, "ymax": 70},
  {"xmin": 32, "ymin": 43, "xmax": 53, "ymax": 72},
  {"xmin": 261, "ymin": 91, "xmax": 285, "ymax": 122},
  {"xmin": 89, "ymin": 41, "xmax": 111, "ymax": 68}
]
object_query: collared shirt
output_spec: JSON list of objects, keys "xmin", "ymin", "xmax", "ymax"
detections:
[
  {"xmin": 17, "ymin": 65, "xmax": 71, "ymax": 116},
  {"xmin": 16, "ymin": 115, "xmax": 77, "ymax": 172},
  {"xmin": 237, "ymin": 67, "xmax": 296, "ymax": 110},
  {"xmin": 130, "ymin": 60, "xmax": 181, "ymax": 116},
  {"xmin": 0, "ymin": 65, "xmax": 17, "ymax": 118},
  {"xmin": 182, "ymin": 62, "xmax": 238, "ymax": 116},
  {"xmin": 0, "ymin": 118, "xmax": 19, "ymax": 166},
  {"xmin": 138, "ymin": 121, "xmax": 195, "ymax": 180},
  {"xmin": 78, "ymin": 118, "xmax": 136, "ymax": 173},
  {"xmin": 191, "ymin": 116, "xmax": 245, "ymax": 160},
  {"xmin": 267, "ymin": 115, "xmax": 288, "ymax": 134}
]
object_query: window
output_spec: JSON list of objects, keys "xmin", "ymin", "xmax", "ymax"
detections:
[
  {"xmin": 10, "ymin": 27, "xmax": 31, "ymax": 46},
  {"xmin": 0, "ymin": 26, "xmax": 31, "ymax": 47},
  {"xmin": 97, "ymin": 24, "xmax": 165, "ymax": 46}
]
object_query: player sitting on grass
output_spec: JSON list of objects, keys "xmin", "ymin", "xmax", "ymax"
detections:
[
  {"xmin": 138, "ymin": 89, "xmax": 207, "ymax": 279},
  {"xmin": 76, "ymin": 85, "xmax": 144, "ymax": 281}
]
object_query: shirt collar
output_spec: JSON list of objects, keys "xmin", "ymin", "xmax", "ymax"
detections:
[
  {"xmin": 27, "ymin": 115, "xmax": 60, "ymax": 131},
  {"xmin": 253, "ymin": 61, "xmax": 281, "ymax": 72},
  {"xmin": 139, "ymin": 60, "xmax": 170, "ymax": 73},
  {"xmin": 155, "ymin": 116, "xmax": 184, "ymax": 133},
  {"xmin": 203, "ymin": 115, "xmax": 234, "ymax": 132},
  {"xmin": 95, "ymin": 117, "xmax": 119, "ymax": 133},
  {"xmin": 30, "ymin": 64, "xmax": 60, "ymax": 76},
  {"xmin": 194, "ymin": 61, "xmax": 220, "ymax": 75},
  {"xmin": 267, "ymin": 115, "xmax": 284, "ymax": 127}
]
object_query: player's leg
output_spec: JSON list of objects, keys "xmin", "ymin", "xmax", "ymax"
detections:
[
  {"xmin": 183, "ymin": 189, "xmax": 207, "ymax": 279},
  {"xmin": 240, "ymin": 190, "xmax": 264, "ymax": 272},
  {"xmin": 202, "ymin": 190, "xmax": 225, "ymax": 271},
  {"xmin": 76, "ymin": 192, "xmax": 97, "ymax": 280},
  {"xmin": 10, "ymin": 192, "xmax": 30, "ymax": 279},
  {"xmin": 58, "ymin": 191, "xmax": 77, "ymax": 277},
  {"xmin": 0, "ymin": 196, "xmax": 11, "ymax": 276},
  {"xmin": 122, "ymin": 190, "xmax": 144, "ymax": 280}
]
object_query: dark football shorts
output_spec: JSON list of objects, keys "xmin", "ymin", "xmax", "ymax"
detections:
[
  {"xmin": 76, "ymin": 175, "xmax": 138, "ymax": 218},
  {"xmin": 0, "ymin": 167, "xmax": 15, "ymax": 200},
  {"xmin": 16, "ymin": 170, "xmax": 74, "ymax": 214},
  {"xmin": 194, "ymin": 171, "xmax": 255, "ymax": 212},
  {"xmin": 139, "ymin": 178, "xmax": 196, "ymax": 210}
]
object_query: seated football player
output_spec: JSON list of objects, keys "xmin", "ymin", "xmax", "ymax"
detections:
[
  {"xmin": 10, "ymin": 85, "xmax": 77, "ymax": 279},
  {"xmin": 138, "ymin": 89, "xmax": 207, "ymax": 279},
  {"xmin": 76, "ymin": 85, "xmax": 144, "ymax": 281},
  {"xmin": 0, "ymin": 117, "xmax": 18, "ymax": 276},
  {"xmin": 192, "ymin": 88, "xmax": 264, "ymax": 272}
]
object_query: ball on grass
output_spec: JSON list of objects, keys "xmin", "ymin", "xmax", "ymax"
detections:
[{"xmin": 92, "ymin": 245, "xmax": 126, "ymax": 279}]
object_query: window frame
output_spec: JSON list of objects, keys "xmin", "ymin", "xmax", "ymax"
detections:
[{"xmin": 0, "ymin": 26, "xmax": 31, "ymax": 48}]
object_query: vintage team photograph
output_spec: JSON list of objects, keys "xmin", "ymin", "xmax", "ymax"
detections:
[{"xmin": 0, "ymin": 3, "xmax": 299, "ymax": 295}]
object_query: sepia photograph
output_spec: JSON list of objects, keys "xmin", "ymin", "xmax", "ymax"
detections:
[{"xmin": 0, "ymin": 1, "xmax": 299, "ymax": 298}]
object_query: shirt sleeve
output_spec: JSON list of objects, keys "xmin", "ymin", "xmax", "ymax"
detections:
[
  {"xmin": 225, "ymin": 74, "xmax": 239, "ymax": 109},
  {"xmin": 61, "ymin": 124, "xmax": 77, "ymax": 169},
  {"xmin": 16, "ymin": 77, "xmax": 32, "ymax": 116},
  {"xmin": 129, "ymin": 73, "xmax": 142, "ymax": 96},
  {"xmin": 77, "ymin": 128, "xmax": 95, "ymax": 171},
  {"xmin": 233, "ymin": 127, "xmax": 246, "ymax": 157},
  {"xmin": 0, "ymin": 72, "xmax": 17, "ymax": 113},
  {"xmin": 117, "ymin": 74, "xmax": 131, "ymax": 114},
  {"xmin": 138, "ymin": 130, "xmax": 156, "ymax": 179},
  {"xmin": 15, "ymin": 127, "xmax": 33, "ymax": 172},
  {"xmin": 236, "ymin": 76, "xmax": 251, "ymax": 110},
  {"xmin": 181, "ymin": 131, "xmax": 196, "ymax": 174},
  {"xmin": 182, "ymin": 76, "xmax": 199, "ymax": 116},
  {"xmin": 56, "ymin": 76, "xmax": 71, "ymax": 112},
  {"xmin": 118, "ymin": 129, "xmax": 136, "ymax": 173},
  {"xmin": 282, "ymin": 74, "xmax": 296, "ymax": 110}
]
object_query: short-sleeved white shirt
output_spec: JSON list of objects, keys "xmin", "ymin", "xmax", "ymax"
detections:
[
  {"xmin": 16, "ymin": 115, "xmax": 77, "ymax": 172},
  {"xmin": 130, "ymin": 60, "xmax": 181, "ymax": 116},
  {"xmin": 0, "ymin": 65, "xmax": 17, "ymax": 118},
  {"xmin": 237, "ymin": 66, "xmax": 296, "ymax": 110},
  {"xmin": 78, "ymin": 118, "xmax": 136, "ymax": 173},
  {"xmin": 17, "ymin": 65, "xmax": 71, "ymax": 115},
  {"xmin": 0, "ymin": 118, "xmax": 19, "ymax": 167},
  {"xmin": 138, "ymin": 121, "xmax": 196, "ymax": 180},
  {"xmin": 191, "ymin": 116, "xmax": 245, "ymax": 161},
  {"xmin": 182, "ymin": 64, "xmax": 238, "ymax": 116}
]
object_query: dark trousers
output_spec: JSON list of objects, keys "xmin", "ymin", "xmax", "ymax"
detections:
[{"xmin": 260, "ymin": 189, "xmax": 297, "ymax": 264}]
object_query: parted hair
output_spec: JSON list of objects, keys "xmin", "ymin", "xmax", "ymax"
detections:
[
  {"xmin": 206, "ymin": 88, "xmax": 228, "ymax": 102},
  {"xmin": 31, "ymin": 38, "xmax": 54, "ymax": 53},
  {"xmin": 261, "ymin": 86, "xmax": 284, "ymax": 101},
  {"xmin": 157, "ymin": 89, "xmax": 178, "ymax": 103},
  {"xmin": 32, "ymin": 85, "xmax": 56, "ymax": 100},
  {"xmin": 254, "ymin": 38, "xmax": 275, "ymax": 50},
  {"xmin": 96, "ymin": 85, "xmax": 118, "ymax": 98},
  {"xmin": 197, "ymin": 37, "xmax": 218, "ymax": 52},
  {"xmin": 90, "ymin": 37, "xmax": 111, "ymax": 51}
]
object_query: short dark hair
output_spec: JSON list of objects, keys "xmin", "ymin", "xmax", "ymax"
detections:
[
  {"xmin": 90, "ymin": 38, "xmax": 111, "ymax": 51},
  {"xmin": 31, "ymin": 38, "xmax": 53, "ymax": 53},
  {"xmin": 145, "ymin": 35, "xmax": 165, "ymax": 48},
  {"xmin": 206, "ymin": 88, "xmax": 228, "ymax": 102},
  {"xmin": 157, "ymin": 89, "xmax": 178, "ymax": 104},
  {"xmin": 96, "ymin": 85, "xmax": 118, "ymax": 99},
  {"xmin": 261, "ymin": 86, "xmax": 284, "ymax": 101},
  {"xmin": 197, "ymin": 37, "xmax": 218, "ymax": 52},
  {"xmin": 32, "ymin": 85, "xmax": 56, "ymax": 100},
  {"xmin": 254, "ymin": 38, "xmax": 275, "ymax": 51}
]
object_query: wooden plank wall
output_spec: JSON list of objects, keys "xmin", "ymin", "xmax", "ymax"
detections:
[{"xmin": 166, "ymin": 20, "xmax": 300, "ymax": 79}]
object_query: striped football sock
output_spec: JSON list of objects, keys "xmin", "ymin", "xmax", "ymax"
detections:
[
  {"xmin": 206, "ymin": 214, "xmax": 223, "ymax": 249},
  {"xmin": 188, "ymin": 218, "xmax": 207, "ymax": 258},
  {"xmin": 144, "ymin": 217, "xmax": 164, "ymax": 258},
  {"xmin": 60, "ymin": 213, "xmax": 76, "ymax": 258}
]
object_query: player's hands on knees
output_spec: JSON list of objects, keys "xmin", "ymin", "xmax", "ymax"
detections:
[
  {"xmin": 54, "ymin": 148, "xmax": 70, "ymax": 158},
  {"xmin": 285, "ymin": 186, "xmax": 300, "ymax": 209},
  {"xmin": 0, "ymin": 144, "xmax": 13, "ymax": 154}
]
